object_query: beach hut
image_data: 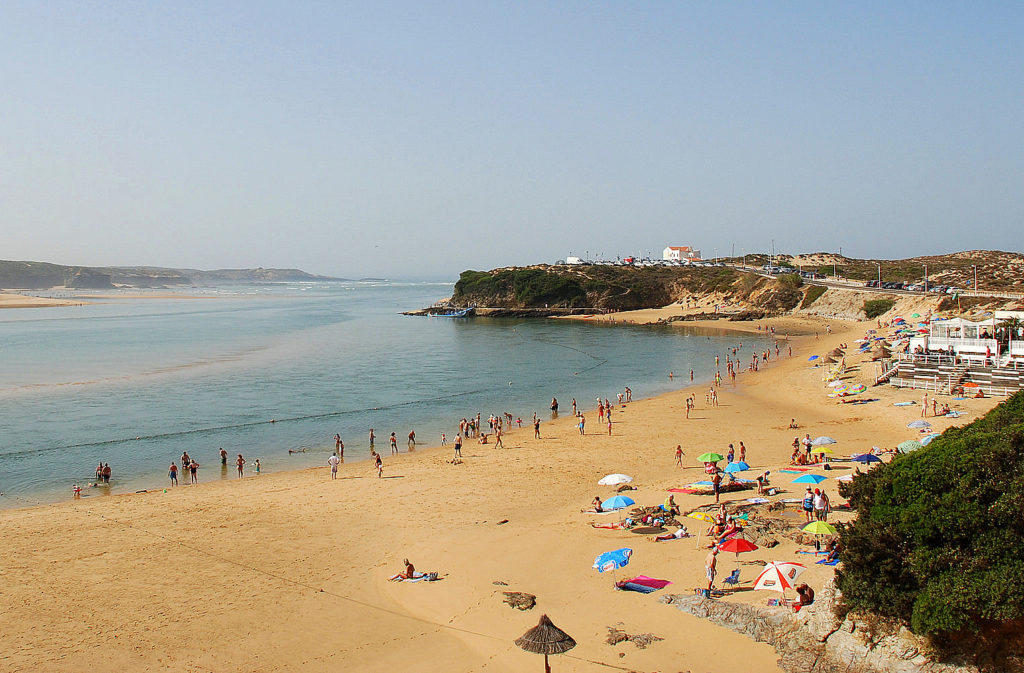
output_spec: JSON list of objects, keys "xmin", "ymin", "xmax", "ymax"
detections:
[{"xmin": 515, "ymin": 614, "xmax": 577, "ymax": 673}]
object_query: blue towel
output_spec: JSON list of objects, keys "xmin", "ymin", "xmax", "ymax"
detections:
[
  {"xmin": 618, "ymin": 582, "xmax": 659, "ymax": 594},
  {"xmin": 816, "ymin": 558, "xmax": 840, "ymax": 566}
]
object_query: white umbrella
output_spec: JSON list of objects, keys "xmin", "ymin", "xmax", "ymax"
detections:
[
  {"xmin": 811, "ymin": 436, "xmax": 838, "ymax": 446},
  {"xmin": 598, "ymin": 473, "xmax": 633, "ymax": 486},
  {"xmin": 753, "ymin": 562, "xmax": 806, "ymax": 600}
]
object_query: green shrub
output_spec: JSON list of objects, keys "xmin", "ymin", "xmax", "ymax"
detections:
[
  {"xmin": 777, "ymin": 273, "xmax": 803, "ymax": 289},
  {"xmin": 863, "ymin": 298, "xmax": 896, "ymax": 319},
  {"xmin": 837, "ymin": 392, "xmax": 1024, "ymax": 638},
  {"xmin": 800, "ymin": 285, "xmax": 827, "ymax": 308}
]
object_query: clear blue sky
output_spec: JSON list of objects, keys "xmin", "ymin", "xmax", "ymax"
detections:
[{"xmin": 2, "ymin": 2, "xmax": 1021, "ymax": 279}]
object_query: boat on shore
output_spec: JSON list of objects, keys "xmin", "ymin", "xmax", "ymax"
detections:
[{"xmin": 427, "ymin": 306, "xmax": 474, "ymax": 318}]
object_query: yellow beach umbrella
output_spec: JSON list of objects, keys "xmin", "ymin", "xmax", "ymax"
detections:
[
  {"xmin": 809, "ymin": 446, "xmax": 834, "ymax": 454},
  {"xmin": 687, "ymin": 511, "xmax": 716, "ymax": 548}
]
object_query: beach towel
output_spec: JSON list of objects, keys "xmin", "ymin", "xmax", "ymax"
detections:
[
  {"xmin": 796, "ymin": 550, "xmax": 828, "ymax": 555},
  {"xmin": 893, "ymin": 401, "xmax": 916, "ymax": 406},
  {"xmin": 618, "ymin": 575, "xmax": 672, "ymax": 593},
  {"xmin": 779, "ymin": 469, "xmax": 807, "ymax": 474},
  {"xmin": 816, "ymin": 558, "xmax": 841, "ymax": 566},
  {"xmin": 388, "ymin": 571, "xmax": 440, "ymax": 582},
  {"xmin": 592, "ymin": 522, "xmax": 626, "ymax": 530}
]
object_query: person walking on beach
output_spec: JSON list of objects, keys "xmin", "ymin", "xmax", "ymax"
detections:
[
  {"xmin": 495, "ymin": 427, "xmax": 504, "ymax": 448},
  {"xmin": 675, "ymin": 445, "xmax": 684, "ymax": 467},
  {"xmin": 373, "ymin": 450, "xmax": 383, "ymax": 478},
  {"xmin": 578, "ymin": 414, "xmax": 585, "ymax": 435},
  {"xmin": 236, "ymin": 453, "xmax": 245, "ymax": 478},
  {"xmin": 533, "ymin": 417, "xmax": 541, "ymax": 439},
  {"xmin": 168, "ymin": 462, "xmax": 178, "ymax": 486},
  {"xmin": 188, "ymin": 460, "xmax": 199, "ymax": 484},
  {"xmin": 607, "ymin": 416, "xmax": 612, "ymax": 435},
  {"xmin": 739, "ymin": 442, "xmax": 747, "ymax": 462},
  {"xmin": 389, "ymin": 432, "xmax": 398, "ymax": 454},
  {"xmin": 327, "ymin": 453, "xmax": 340, "ymax": 479}
]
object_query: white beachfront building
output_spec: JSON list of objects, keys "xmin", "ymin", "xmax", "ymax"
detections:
[
  {"xmin": 910, "ymin": 311, "xmax": 1024, "ymax": 364},
  {"xmin": 663, "ymin": 246, "xmax": 702, "ymax": 262}
]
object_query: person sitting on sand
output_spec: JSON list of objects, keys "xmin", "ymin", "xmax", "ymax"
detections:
[
  {"xmin": 592, "ymin": 496, "xmax": 604, "ymax": 513},
  {"xmin": 716, "ymin": 520, "xmax": 742, "ymax": 547},
  {"xmin": 400, "ymin": 559, "xmax": 416, "ymax": 580},
  {"xmin": 655, "ymin": 526, "xmax": 688, "ymax": 541},
  {"xmin": 664, "ymin": 495, "xmax": 680, "ymax": 517},
  {"xmin": 789, "ymin": 418, "xmax": 799, "ymax": 429},
  {"xmin": 824, "ymin": 540, "xmax": 840, "ymax": 563},
  {"xmin": 755, "ymin": 471, "xmax": 770, "ymax": 495},
  {"xmin": 794, "ymin": 583, "xmax": 815, "ymax": 609}
]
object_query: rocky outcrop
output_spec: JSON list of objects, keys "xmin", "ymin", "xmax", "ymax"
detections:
[{"xmin": 661, "ymin": 581, "xmax": 980, "ymax": 673}]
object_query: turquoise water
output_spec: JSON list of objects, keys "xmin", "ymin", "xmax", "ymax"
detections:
[{"xmin": 0, "ymin": 282, "xmax": 772, "ymax": 505}]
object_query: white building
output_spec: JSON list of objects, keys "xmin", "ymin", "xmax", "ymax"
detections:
[
  {"xmin": 564, "ymin": 256, "xmax": 584, "ymax": 265},
  {"xmin": 663, "ymin": 246, "xmax": 702, "ymax": 262}
]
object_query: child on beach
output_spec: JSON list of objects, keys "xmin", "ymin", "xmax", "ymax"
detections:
[
  {"xmin": 72, "ymin": 484, "xmax": 82, "ymax": 499},
  {"xmin": 440, "ymin": 433, "xmax": 447, "ymax": 446}
]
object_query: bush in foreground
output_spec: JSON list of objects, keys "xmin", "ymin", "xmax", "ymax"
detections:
[{"xmin": 837, "ymin": 392, "xmax": 1024, "ymax": 637}]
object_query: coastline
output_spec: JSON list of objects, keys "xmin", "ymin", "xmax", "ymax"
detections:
[{"xmin": 0, "ymin": 311, "xmax": 1000, "ymax": 672}]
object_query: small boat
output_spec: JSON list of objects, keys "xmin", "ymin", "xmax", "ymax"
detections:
[{"xmin": 428, "ymin": 306, "xmax": 473, "ymax": 318}]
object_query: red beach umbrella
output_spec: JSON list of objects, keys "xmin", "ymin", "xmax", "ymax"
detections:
[{"xmin": 718, "ymin": 537, "xmax": 759, "ymax": 561}]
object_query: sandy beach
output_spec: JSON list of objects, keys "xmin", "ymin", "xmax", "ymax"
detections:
[
  {"xmin": 0, "ymin": 292, "xmax": 85, "ymax": 308},
  {"xmin": 0, "ymin": 311, "xmax": 1000, "ymax": 673}
]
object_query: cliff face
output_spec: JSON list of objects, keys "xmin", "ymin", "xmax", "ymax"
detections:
[
  {"xmin": 451, "ymin": 265, "xmax": 806, "ymax": 313},
  {"xmin": 661, "ymin": 580, "xmax": 1020, "ymax": 673},
  {"xmin": 0, "ymin": 262, "xmax": 113, "ymax": 289}
]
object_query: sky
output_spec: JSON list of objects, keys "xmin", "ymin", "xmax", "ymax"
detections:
[{"xmin": 2, "ymin": 2, "xmax": 1022, "ymax": 279}]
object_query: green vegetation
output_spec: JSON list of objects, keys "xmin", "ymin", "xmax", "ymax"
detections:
[
  {"xmin": 800, "ymin": 285, "xmax": 827, "ymax": 308},
  {"xmin": 837, "ymin": 392, "xmax": 1024, "ymax": 638},
  {"xmin": 454, "ymin": 269, "xmax": 586, "ymax": 307},
  {"xmin": 777, "ymin": 273, "xmax": 803, "ymax": 289},
  {"xmin": 863, "ymin": 298, "xmax": 896, "ymax": 318}
]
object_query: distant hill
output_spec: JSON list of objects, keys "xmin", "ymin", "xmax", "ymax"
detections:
[{"xmin": 0, "ymin": 260, "xmax": 347, "ymax": 290}]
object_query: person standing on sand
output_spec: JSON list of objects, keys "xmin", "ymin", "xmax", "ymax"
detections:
[
  {"xmin": 168, "ymin": 462, "xmax": 178, "ymax": 486},
  {"xmin": 327, "ymin": 453, "xmax": 340, "ymax": 479},
  {"xmin": 236, "ymin": 453, "xmax": 245, "ymax": 478},
  {"xmin": 578, "ymin": 414, "xmax": 586, "ymax": 435},
  {"xmin": 675, "ymin": 445, "xmax": 684, "ymax": 467},
  {"xmin": 705, "ymin": 548, "xmax": 718, "ymax": 593},
  {"xmin": 606, "ymin": 416, "xmax": 612, "ymax": 435},
  {"xmin": 739, "ymin": 442, "xmax": 747, "ymax": 462},
  {"xmin": 711, "ymin": 470, "xmax": 722, "ymax": 503},
  {"xmin": 453, "ymin": 434, "xmax": 462, "ymax": 459},
  {"xmin": 189, "ymin": 460, "xmax": 199, "ymax": 484},
  {"xmin": 440, "ymin": 433, "xmax": 447, "ymax": 446},
  {"xmin": 495, "ymin": 427, "xmax": 504, "ymax": 448},
  {"xmin": 922, "ymin": 393, "xmax": 929, "ymax": 417},
  {"xmin": 389, "ymin": 432, "xmax": 398, "ymax": 454}
]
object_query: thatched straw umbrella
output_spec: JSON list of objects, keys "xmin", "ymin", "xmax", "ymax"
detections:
[
  {"xmin": 829, "ymin": 348, "xmax": 845, "ymax": 357},
  {"xmin": 515, "ymin": 614, "xmax": 576, "ymax": 673},
  {"xmin": 823, "ymin": 356, "xmax": 838, "ymax": 364}
]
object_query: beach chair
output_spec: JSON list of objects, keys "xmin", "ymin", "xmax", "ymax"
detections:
[{"xmin": 723, "ymin": 569, "xmax": 741, "ymax": 587}]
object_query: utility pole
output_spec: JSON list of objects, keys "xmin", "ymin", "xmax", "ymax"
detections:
[
  {"xmin": 771, "ymin": 239, "xmax": 775, "ymax": 269},
  {"xmin": 877, "ymin": 263, "xmax": 881, "ymax": 286},
  {"xmin": 924, "ymin": 264, "xmax": 928, "ymax": 293},
  {"xmin": 973, "ymin": 265, "xmax": 978, "ymax": 293}
]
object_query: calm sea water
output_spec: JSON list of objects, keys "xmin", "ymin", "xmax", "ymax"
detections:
[{"xmin": 0, "ymin": 282, "xmax": 772, "ymax": 506}]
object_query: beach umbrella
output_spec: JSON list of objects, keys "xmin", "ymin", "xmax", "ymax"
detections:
[
  {"xmin": 601, "ymin": 495, "xmax": 635, "ymax": 511},
  {"xmin": 697, "ymin": 452, "xmax": 724, "ymax": 463},
  {"xmin": 811, "ymin": 436, "xmax": 838, "ymax": 446},
  {"xmin": 829, "ymin": 348, "xmax": 845, "ymax": 356},
  {"xmin": 897, "ymin": 440, "xmax": 923, "ymax": 453},
  {"xmin": 753, "ymin": 561, "xmax": 806, "ymax": 599},
  {"xmin": 911, "ymin": 313, "xmax": 921, "ymax": 318},
  {"xmin": 687, "ymin": 511, "xmax": 717, "ymax": 548},
  {"xmin": 593, "ymin": 548, "xmax": 632, "ymax": 574},
  {"xmin": 907, "ymin": 420, "xmax": 932, "ymax": 429},
  {"xmin": 718, "ymin": 537, "xmax": 759, "ymax": 562},
  {"xmin": 598, "ymin": 473, "xmax": 633, "ymax": 486},
  {"xmin": 515, "ymin": 614, "xmax": 576, "ymax": 673},
  {"xmin": 802, "ymin": 521, "xmax": 837, "ymax": 536},
  {"xmin": 809, "ymin": 446, "xmax": 834, "ymax": 455},
  {"xmin": 823, "ymin": 356, "xmax": 837, "ymax": 364},
  {"xmin": 920, "ymin": 433, "xmax": 941, "ymax": 446},
  {"xmin": 724, "ymin": 461, "xmax": 749, "ymax": 473},
  {"xmin": 807, "ymin": 355, "xmax": 819, "ymax": 361},
  {"xmin": 792, "ymin": 474, "xmax": 827, "ymax": 485},
  {"xmin": 851, "ymin": 454, "xmax": 882, "ymax": 463}
]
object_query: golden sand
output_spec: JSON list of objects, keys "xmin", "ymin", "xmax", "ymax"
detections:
[{"xmin": 0, "ymin": 312, "xmax": 998, "ymax": 673}]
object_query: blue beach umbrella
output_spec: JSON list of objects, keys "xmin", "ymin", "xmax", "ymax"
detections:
[
  {"xmin": 593, "ymin": 548, "xmax": 633, "ymax": 573},
  {"xmin": 808, "ymin": 355, "xmax": 819, "ymax": 361},
  {"xmin": 920, "ymin": 434, "xmax": 941, "ymax": 446},
  {"xmin": 792, "ymin": 474, "xmax": 828, "ymax": 485},
  {"xmin": 851, "ymin": 454, "xmax": 882, "ymax": 463},
  {"xmin": 601, "ymin": 495, "xmax": 635, "ymax": 511},
  {"xmin": 725, "ymin": 461, "xmax": 749, "ymax": 473}
]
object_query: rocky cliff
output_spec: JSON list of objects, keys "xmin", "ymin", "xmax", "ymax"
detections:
[{"xmin": 661, "ymin": 580, "xmax": 1018, "ymax": 673}]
